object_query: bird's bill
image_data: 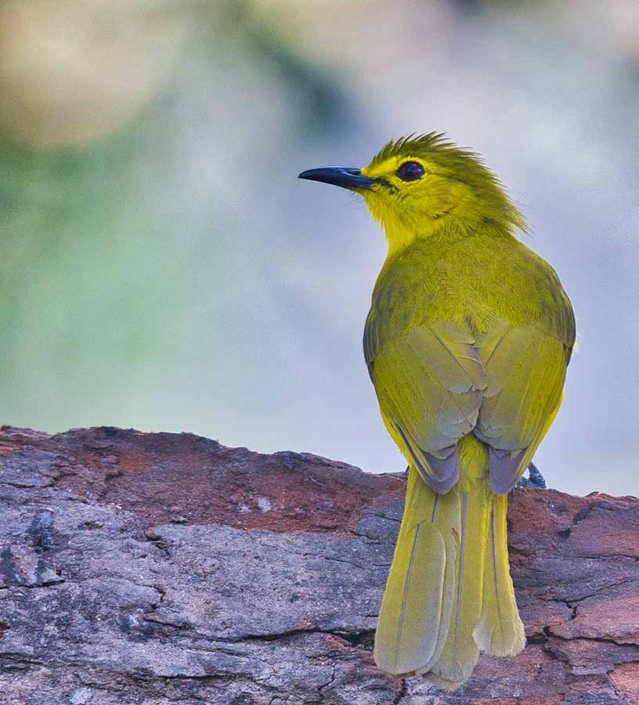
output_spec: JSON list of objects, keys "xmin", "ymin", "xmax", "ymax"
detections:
[{"xmin": 298, "ymin": 166, "xmax": 376, "ymax": 191}]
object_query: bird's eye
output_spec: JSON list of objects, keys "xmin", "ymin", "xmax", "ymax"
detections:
[{"xmin": 396, "ymin": 161, "xmax": 425, "ymax": 182}]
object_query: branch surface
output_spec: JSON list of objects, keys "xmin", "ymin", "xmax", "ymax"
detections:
[{"xmin": 0, "ymin": 426, "xmax": 638, "ymax": 704}]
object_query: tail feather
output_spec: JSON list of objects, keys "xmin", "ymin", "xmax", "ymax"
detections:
[
  {"xmin": 474, "ymin": 494, "xmax": 526, "ymax": 656},
  {"xmin": 374, "ymin": 436, "xmax": 525, "ymax": 690},
  {"xmin": 418, "ymin": 490, "xmax": 458, "ymax": 674},
  {"xmin": 374, "ymin": 469, "xmax": 453, "ymax": 674},
  {"xmin": 427, "ymin": 439, "xmax": 490, "ymax": 688}
]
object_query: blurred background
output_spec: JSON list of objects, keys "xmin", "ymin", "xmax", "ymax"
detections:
[{"xmin": 1, "ymin": 0, "xmax": 637, "ymax": 496}]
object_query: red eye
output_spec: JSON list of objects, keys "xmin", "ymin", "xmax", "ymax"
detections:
[{"xmin": 396, "ymin": 161, "xmax": 425, "ymax": 182}]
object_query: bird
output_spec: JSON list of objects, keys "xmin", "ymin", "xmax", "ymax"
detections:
[{"xmin": 298, "ymin": 133, "xmax": 575, "ymax": 690}]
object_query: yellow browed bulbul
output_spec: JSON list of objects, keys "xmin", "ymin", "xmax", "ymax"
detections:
[{"xmin": 299, "ymin": 133, "xmax": 575, "ymax": 690}]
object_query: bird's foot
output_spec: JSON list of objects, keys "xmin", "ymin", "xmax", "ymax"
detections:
[{"xmin": 517, "ymin": 462, "xmax": 547, "ymax": 489}]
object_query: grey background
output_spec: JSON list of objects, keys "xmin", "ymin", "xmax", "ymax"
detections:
[{"xmin": 1, "ymin": 0, "xmax": 637, "ymax": 495}]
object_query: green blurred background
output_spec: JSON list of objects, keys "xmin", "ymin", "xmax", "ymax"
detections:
[{"xmin": 1, "ymin": 0, "xmax": 638, "ymax": 495}]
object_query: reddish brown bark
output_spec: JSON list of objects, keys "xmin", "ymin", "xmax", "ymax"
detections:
[{"xmin": 0, "ymin": 426, "xmax": 637, "ymax": 704}]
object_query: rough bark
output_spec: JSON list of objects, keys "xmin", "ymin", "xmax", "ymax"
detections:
[{"xmin": 0, "ymin": 426, "xmax": 638, "ymax": 705}]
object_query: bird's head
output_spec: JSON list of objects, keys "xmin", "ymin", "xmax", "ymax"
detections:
[{"xmin": 299, "ymin": 133, "xmax": 525, "ymax": 254}]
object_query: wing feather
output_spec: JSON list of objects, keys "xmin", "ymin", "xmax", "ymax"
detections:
[
  {"xmin": 370, "ymin": 317, "xmax": 570, "ymax": 495},
  {"xmin": 476, "ymin": 325, "xmax": 569, "ymax": 493},
  {"xmin": 371, "ymin": 322, "xmax": 486, "ymax": 492}
]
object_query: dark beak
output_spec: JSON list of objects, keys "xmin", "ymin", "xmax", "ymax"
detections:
[{"xmin": 298, "ymin": 166, "xmax": 376, "ymax": 191}]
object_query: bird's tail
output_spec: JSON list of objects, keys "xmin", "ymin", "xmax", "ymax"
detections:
[{"xmin": 374, "ymin": 435, "xmax": 525, "ymax": 690}]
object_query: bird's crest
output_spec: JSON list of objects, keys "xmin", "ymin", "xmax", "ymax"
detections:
[{"xmin": 370, "ymin": 132, "xmax": 479, "ymax": 167}]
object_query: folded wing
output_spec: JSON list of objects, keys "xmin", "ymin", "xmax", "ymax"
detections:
[{"xmin": 365, "ymin": 315, "xmax": 573, "ymax": 495}]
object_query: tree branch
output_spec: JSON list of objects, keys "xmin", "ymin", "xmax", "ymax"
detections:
[{"xmin": 0, "ymin": 426, "xmax": 637, "ymax": 704}]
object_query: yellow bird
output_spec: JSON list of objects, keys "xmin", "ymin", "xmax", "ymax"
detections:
[{"xmin": 299, "ymin": 133, "xmax": 575, "ymax": 690}]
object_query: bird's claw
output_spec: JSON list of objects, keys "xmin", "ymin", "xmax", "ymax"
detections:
[{"xmin": 517, "ymin": 462, "xmax": 547, "ymax": 489}]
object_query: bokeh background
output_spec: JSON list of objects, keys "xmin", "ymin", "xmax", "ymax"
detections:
[{"xmin": 1, "ymin": 0, "xmax": 637, "ymax": 496}]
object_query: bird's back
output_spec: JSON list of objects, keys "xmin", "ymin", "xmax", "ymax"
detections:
[{"xmin": 366, "ymin": 226, "xmax": 574, "ymax": 367}]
